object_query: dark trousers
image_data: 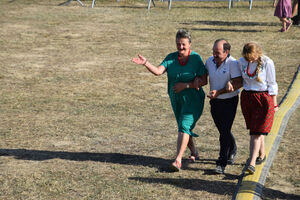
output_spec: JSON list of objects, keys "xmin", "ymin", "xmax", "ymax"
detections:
[{"xmin": 210, "ymin": 95, "xmax": 238, "ymax": 167}]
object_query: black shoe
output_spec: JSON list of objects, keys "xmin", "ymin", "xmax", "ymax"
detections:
[
  {"xmin": 227, "ymin": 152, "xmax": 237, "ymax": 165},
  {"xmin": 214, "ymin": 165, "xmax": 225, "ymax": 174},
  {"xmin": 246, "ymin": 165, "xmax": 255, "ymax": 174},
  {"xmin": 256, "ymin": 155, "xmax": 266, "ymax": 165}
]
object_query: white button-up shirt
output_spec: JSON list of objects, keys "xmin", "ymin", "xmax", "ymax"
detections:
[
  {"xmin": 239, "ymin": 55, "xmax": 278, "ymax": 95},
  {"xmin": 205, "ymin": 55, "xmax": 241, "ymax": 99}
]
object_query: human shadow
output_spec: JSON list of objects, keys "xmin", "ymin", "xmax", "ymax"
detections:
[
  {"xmin": 203, "ymin": 169, "xmax": 241, "ymax": 180},
  {"xmin": 262, "ymin": 186, "xmax": 300, "ymax": 200},
  {"xmin": 190, "ymin": 27, "xmax": 263, "ymax": 32},
  {"xmin": 0, "ymin": 148, "xmax": 172, "ymax": 171},
  {"xmin": 195, "ymin": 158, "xmax": 216, "ymax": 165},
  {"xmin": 129, "ymin": 177, "xmax": 236, "ymax": 195},
  {"xmin": 184, "ymin": 163, "xmax": 241, "ymax": 180},
  {"xmin": 0, "ymin": 148, "xmax": 240, "ymax": 173},
  {"xmin": 181, "ymin": 20, "xmax": 279, "ymax": 27},
  {"xmin": 232, "ymin": 180, "xmax": 300, "ymax": 200},
  {"xmin": 129, "ymin": 177, "xmax": 300, "ymax": 199},
  {"xmin": 97, "ymin": 5, "xmax": 151, "ymax": 9},
  {"xmin": 182, "ymin": 20, "xmax": 280, "ymax": 33}
]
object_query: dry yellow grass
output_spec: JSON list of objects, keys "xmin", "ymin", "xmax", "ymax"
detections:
[{"xmin": 0, "ymin": 0, "xmax": 299, "ymax": 199}]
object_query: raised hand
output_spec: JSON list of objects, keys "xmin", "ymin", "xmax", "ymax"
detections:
[{"xmin": 131, "ymin": 54, "xmax": 147, "ymax": 65}]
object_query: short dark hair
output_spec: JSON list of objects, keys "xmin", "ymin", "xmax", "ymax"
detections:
[
  {"xmin": 214, "ymin": 38, "xmax": 231, "ymax": 52},
  {"xmin": 176, "ymin": 29, "xmax": 191, "ymax": 43}
]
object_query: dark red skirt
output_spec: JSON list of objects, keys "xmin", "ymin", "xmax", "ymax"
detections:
[{"xmin": 241, "ymin": 90, "xmax": 275, "ymax": 134}]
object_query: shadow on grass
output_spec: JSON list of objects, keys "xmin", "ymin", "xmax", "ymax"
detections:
[
  {"xmin": 129, "ymin": 177, "xmax": 236, "ymax": 195},
  {"xmin": 232, "ymin": 180, "xmax": 300, "ymax": 200},
  {"xmin": 0, "ymin": 148, "xmax": 228, "ymax": 173},
  {"xmin": 184, "ymin": 163, "xmax": 241, "ymax": 180},
  {"xmin": 0, "ymin": 149, "xmax": 244, "ymax": 173},
  {"xmin": 190, "ymin": 28, "xmax": 263, "ymax": 32},
  {"xmin": 129, "ymin": 177, "xmax": 300, "ymax": 199},
  {"xmin": 0, "ymin": 148, "xmax": 177, "ymax": 171},
  {"xmin": 90, "ymin": 5, "xmax": 152, "ymax": 9},
  {"xmin": 181, "ymin": 20, "xmax": 280, "ymax": 32},
  {"xmin": 182, "ymin": 20, "xmax": 279, "ymax": 27}
]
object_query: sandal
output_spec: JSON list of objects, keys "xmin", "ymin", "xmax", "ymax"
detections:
[
  {"xmin": 246, "ymin": 165, "xmax": 255, "ymax": 174},
  {"xmin": 286, "ymin": 21, "xmax": 292, "ymax": 31},
  {"xmin": 280, "ymin": 27, "xmax": 286, "ymax": 32},
  {"xmin": 170, "ymin": 160, "xmax": 182, "ymax": 172},
  {"xmin": 256, "ymin": 155, "xmax": 266, "ymax": 165}
]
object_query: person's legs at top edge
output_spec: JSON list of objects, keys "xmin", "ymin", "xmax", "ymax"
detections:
[
  {"xmin": 292, "ymin": 0, "xmax": 300, "ymax": 24},
  {"xmin": 292, "ymin": 0, "xmax": 298, "ymax": 16}
]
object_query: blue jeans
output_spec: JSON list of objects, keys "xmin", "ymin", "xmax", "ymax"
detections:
[{"xmin": 210, "ymin": 95, "xmax": 238, "ymax": 167}]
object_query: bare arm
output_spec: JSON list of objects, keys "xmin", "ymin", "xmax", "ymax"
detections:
[{"xmin": 131, "ymin": 54, "xmax": 166, "ymax": 76}]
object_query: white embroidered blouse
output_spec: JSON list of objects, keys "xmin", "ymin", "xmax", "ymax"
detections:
[{"xmin": 239, "ymin": 55, "xmax": 278, "ymax": 95}]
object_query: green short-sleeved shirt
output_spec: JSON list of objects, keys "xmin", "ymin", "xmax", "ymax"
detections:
[{"xmin": 160, "ymin": 51, "xmax": 207, "ymax": 137}]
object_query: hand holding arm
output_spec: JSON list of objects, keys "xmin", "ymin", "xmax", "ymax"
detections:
[
  {"xmin": 173, "ymin": 74, "xmax": 208, "ymax": 93},
  {"xmin": 196, "ymin": 74, "xmax": 208, "ymax": 88},
  {"xmin": 226, "ymin": 81, "xmax": 234, "ymax": 92},
  {"xmin": 191, "ymin": 74, "xmax": 208, "ymax": 91},
  {"xmin": 226, "ymin": 77, "xmax": 243, "ymax": 92}
]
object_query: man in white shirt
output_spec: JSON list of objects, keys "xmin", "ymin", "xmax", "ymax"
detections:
[{"xmin": 205, "ymin": 39, "xmax": 242, "ymax": 174}]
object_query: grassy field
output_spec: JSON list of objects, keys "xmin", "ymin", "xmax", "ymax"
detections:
[{"xmin": 0, "ymin": 0, "xmax": 299, "ymax": 199}]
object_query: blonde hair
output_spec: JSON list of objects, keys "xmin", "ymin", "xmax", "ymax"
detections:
[{"xmin": 242, "ymin": 42, "xmax": 263, "ymax": 82}]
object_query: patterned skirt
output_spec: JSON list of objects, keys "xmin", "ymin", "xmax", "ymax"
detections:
[{"xmin": 240, "ymin": 90, "xmax": 275, "ymax": 134}]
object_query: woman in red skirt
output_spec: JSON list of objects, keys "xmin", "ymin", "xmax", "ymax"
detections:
[{"xmin": 238, "ymin": 42, "xmax": 278, "ymax": 174}]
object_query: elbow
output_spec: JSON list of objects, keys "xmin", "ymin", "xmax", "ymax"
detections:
[
  {"xmin": 153, "ymin": 68, "xmax": 165, "ymax": 76},
  {"xmin": 233, "ymin": 85, "xmax": 242, "ymax": 91},
  {"xmin": 200, "ymin": 79, "xmax": 208, "ymax": 87},
  {"xmin": 236, "ymin": 83, "xmax": 243, "ymax": 89},
  {"xmin": 153, "ymin": 72, "xmax": 162, "ymax": 76}
]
